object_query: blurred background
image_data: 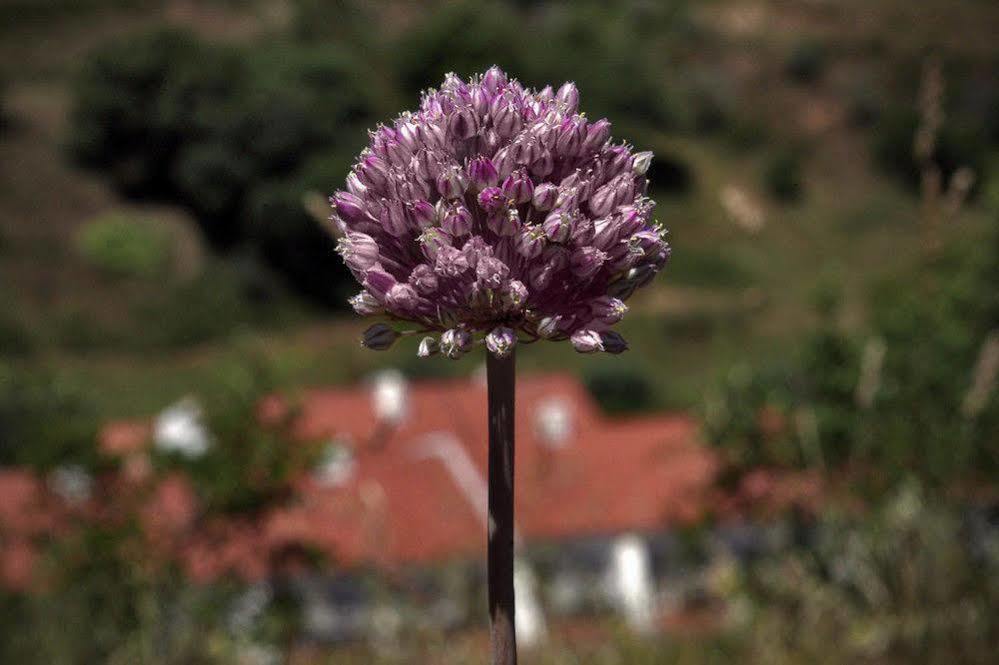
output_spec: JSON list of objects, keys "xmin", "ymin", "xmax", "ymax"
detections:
[{"xmin": 1, "ymin": 0, "xmax": 998, "ymax": 663}]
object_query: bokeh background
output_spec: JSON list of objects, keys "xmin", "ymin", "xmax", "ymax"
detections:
[{"xmin": 1, "ymin": 0, "xmax": 998, "ymax": 663}]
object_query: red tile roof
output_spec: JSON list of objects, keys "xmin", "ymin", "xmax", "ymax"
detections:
[{"xmin": 266, "ymin": 372, "xmax": 718, "ymax": 568}]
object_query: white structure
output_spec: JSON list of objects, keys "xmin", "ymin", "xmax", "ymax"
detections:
[
  {"xmin": 48, "ymin": 465, "xmax": 93, "ymax": 504},
  {"xmin": 534, "ymin": 397, "xmax": 573, "ymax": 449},
  {"xmin": 368, "ymin": 370, "xmax": 409, "ymax": 425},
  {"xmin": 315, "ymin": 438, "xmax": 357, "ymax": 487},
  {"xmin": 605, "ymin": 534, "xmax": 655, "ymax": 633},
  {"xmin": 515, "ymin": 557, "xmax": 548, "ymax": 648},
  {"xmin": 154, "ymin": 397, "xmax": 210, "ymax": 458}
]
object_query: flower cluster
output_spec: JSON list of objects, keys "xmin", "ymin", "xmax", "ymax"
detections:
[{"xmin": 332, "ymin": 67, "xmax": 669, "ymax": 358}]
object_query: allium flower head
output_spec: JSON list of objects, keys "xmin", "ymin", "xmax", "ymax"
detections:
[{"xmin": 332, "ymin": 67, "xmax": 670, "ymax": 357}]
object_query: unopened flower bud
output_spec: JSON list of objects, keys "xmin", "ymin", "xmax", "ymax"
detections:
[
  {"xmin": 337, "ymin": 232, "xmax": 379, "ymax": 272},
  {"xmin": 632, "ymin": 151, "xmax": 653, "ymax": 175},
  {"xmin": 468, "ymin": 156, "xmax": 499, "ymax": 190},
  {"xmin": 417, "ymin": 336, "xmax": 439, "ymax": 358},
  {"xmin": 478, "ymin": 186, "xmax": 507, "ymax": 215},
  {"xmin": 442, "ymin": 204, "xmax": 473, "ymax": 237},
  {"xmin": 349, "ymin": 290, "xmax": 382, "ymax": 315},
  {"xmin": 582, "ymin": 118, "xmax": 611, "ymax": 153},
  {"xmin": 556, "ymin": 81, "xmax": 580, "ymax": 114},
  {"xmin": 591, "ymin": 296, "xmax": 628, "ymax": 324},
  {"xmin": 570, "ymin": 246, "xmax": 608, "ymax": 279},
  {"xmin": 599, "ymin": 330, "xmax": 629, "ymax": 354},
  {"xmin": 363, "ymin": 269, "xmax": 396, "ymax": 300},
  {"xmin": 362, "ymin": 323, "xmax": 399, "ymax": 350},
  {"xmin": 502, "ymin": 169, "xmax": 534, "ymax": 205},
  {"xmin": 537, "ymin": 315, "xmax": 563, "ymax": 339},
  {"xmin": 532, "ymin": 183, "xmax": 559, "ymax": 211},
  {"xmin": 409, "ymin": 199, "xmax": 437, "ymax": 228},
  {"xmin": 440, "ymin": 328, "xmax": 473, "ymax": 359},
  {"xmin": 543, "ymin": 209, "xmax": 573, "ymax": 242},
  {"xmin": 570, "ymin": 329, "xmax": 603, "ymax": 353},
  {"xmin": 486, "ymin": 327, "xmax": 517, "ymax": 358},
  {"xmin": 436, "ymin": 166, "xmax": 468, "ymax": 199}
]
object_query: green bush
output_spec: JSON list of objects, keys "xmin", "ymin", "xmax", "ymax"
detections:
[
  {"xmin": 0, "ymin": 364, "xmax": 99, "ymax": 470},
  {"xmin": 584, "ymin": 363, "xmax": 656, "ymax": 415},
  {"xmin": 75, "ymin": 213, "xmax": 171, "ymax": 278},
  {"xmin": 764, "ymin": 148, "xmax": 805, "ymax": 202},
  {"xmin": 785, "ymin": 40, "xmax": 828, "ymax": 84},
  {"xmin": 744, "ymin": 488, "xmax": 999, "ymax": 665}
]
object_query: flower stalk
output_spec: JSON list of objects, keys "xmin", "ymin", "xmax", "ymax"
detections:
[{"xmin": 486, "ymin": 348, "xmax": 517, "ymax": 665}]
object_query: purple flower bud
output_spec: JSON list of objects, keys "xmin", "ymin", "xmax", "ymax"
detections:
[
  {"xmin": 536, "ymin": 315, "xmax": 563, "ymax": 339},
  {"xmin": 419, "ymin": 227, "xmax": 452, "ymax": 261},
  {"xmin": 397, "ymin": 120, "xmax": 420, "ymax": 151},
  {"xmin": 632, "ymin": 151, "xmax": 653, "ymax": 175},
  {"xmin": 448, "ymin": 106, "xmax": 479, "ymax": 140},
  {"xmin": 436, "ymin": 165, "xmax": 469, "ymax": 199},
  {"xmin": 442, "ymin": 204, "xmax": 473, "ymax": 237},
  {"xmin": 532, "ymin": 183, "xmax": 558, "ymax": 211},
  {"xmin": 348, "ymin": 290, "xmax": 382, "ymax": 315},
  {"xmin": 570, "ymin": 329, "xmax": 603, "ymax": 353},
  {"xmin": 386, "ymin": 283, "xmax": 420, "ymax": 311},
  {"xmin": 362, "ymin": 323, "xmax": 399, "ymax": 351},
  {"xmin": 345, "ymin": 173, "xmax": 367, "ymax": 197},
  {"xmin": 543, "ymin": 209, "xmax": 573, "ymax": 243},
  {"xmin": 408, "ymin": 264, "xmax": 438, "ymax": 294},
  {"xmin": 605, "ymin": 145, "xmax": 632, "ymax": 178},
  {"xmin": 363, "ymin": 268, "xmax": 396, "ymax": 300},
  {"xmin": 409, "ymin": 199, "xmax": 437, "ymax": 229},
  {"xmin": 588, "ymin": 182, "xmax": 618, "ymax": 217},
  {"xmin": 502, "ymin": 169, "xmax": 534, "ymax": 205},
  {"xmin": 556, "ymin": 117, "xmax": 586, "ymax": 157},
  {"xmin": 591, "ymin": 296, "xmax": 628, "ymax": 324},
  {"xmin": 477, "ymin": 186, "xmax": 507, "ymax": 215},
  {"xmin": 385, "ymin": 200, "xmax": 409, "ymax": 236},
  {"xmin": 486, "ymin": 208, "xmax": 520, "ymax": 236},
  {"xmin": 529, "ymin": 152, "xmax": 554, "ymax": 178},
  {"xmin": 492, "ymin": 146, "xmax": 517, "ymax": 180},
  {"xmin": 570, "ymin": 246, "xmax": 607, "ymax": 279},
  {"xmin": 582, "ymin": 119, "xmax": 611, "ymax": 153},
  {"xmin": 332, "ymin": 191, "xmax": 367, "ymax": 225},
  {"xmin": 467, "ymin": 156, "xmax": 499, "ymax": 190},
  {"xmin": 486, "ymin": 327, "xmax": 517, "ymax": 358},
  {"xmin": 476, "ymin": 256, "xmax": 510, "ymax": 288},
  {"xmin": 571, "ymin": 217, "xmax": 595, "ymax": 245},
  {"xmin": 357, "ymin": 155, "xmax": 391, "ymax": 192},
  {"xmin": 440, "ymin": 328, "xmax": 473, "ymax": 359},
  {"xmin": 435, "ymin": 245, "xmax": 470, "ymax": 276},
  {"xmin": 491, "ymin": 96, "xmax": 522, "ymax": 138},
  {"xmin": 336, "ymin": 232, "xmax": 379, "ymax": 272},
  {"xmin": 481, "ymin": 66, "xmax": 507, "ymax": 94},
  {"xmin": 599, "ymin": 330, "xmax": 629, "ymax": 354},
  {"xmin": 516, "ymin": 226, "xmax": 546, "ymax": 259},
  {"xmin": 470, "ymin": 86, "xmax": 490, "ymax": 116},
  {"xmin": 417, "ymin": 336, "xmax": 439, "ymax": 358},
  {"xmin": 505, "ymin": 280, "xmax": 528, "ymax": 308},
  {"xmin": 557, "ymin": 82, "xmax": 580, "ymax": 113}
]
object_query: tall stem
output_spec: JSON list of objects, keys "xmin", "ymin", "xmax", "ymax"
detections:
[{"xmin": 487, "ymin": 350, "xmax": 517, "ymax": 665}]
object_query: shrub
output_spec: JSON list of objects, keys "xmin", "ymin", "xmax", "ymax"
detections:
[
  {"xmin": 764, "ymin": 148, "xmax": 804, "ymax": 202},
  {"xmin": 584, "ymin": 363, "xmax": 656, "ymax": 415},
  {"xmin": 785, "ymin": 40, "xmax": 827, "ymax": 84},
  {"xmin": 68, "ymin": 28, "xmax": 243, "ymax": 197},
  {"xmin": 75, "ymin": 213, "xmax": 171, "ymax": 279},
  {"xmin": 0, "ymin": 364, "xmax": 99, "ymax": 470}
]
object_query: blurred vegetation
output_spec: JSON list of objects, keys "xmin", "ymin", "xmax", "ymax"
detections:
[
  {"xmin": 75, "ymin": 212, "xmax": 171, "ymax": 279},
  {"xmin": 1, "ymin": 0, "xmax": 998, "ymax": 661}
]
